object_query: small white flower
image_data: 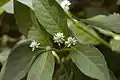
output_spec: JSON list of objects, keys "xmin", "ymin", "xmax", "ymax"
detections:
[
  {"xmin": 53, "ymin": 32, "xmax": 65, "ymax": 46},
  {"xmin": 61, "ymin": 0, "xmax": 71, "ymax": 11},
  {"xmin": 113, "ymin": 13, "xmax": 120, "ymax": 16},
  {"xmin": 29, "ymin": 40, "xmax": 40, "ymax": 51},
  {"xmin": 109, "ymin": 13, "xmax": 120, "ymax": 16},
  {"xmin": 65, "ymin": 37, "xmax": 77, "ymax": 47},
  {"xmin": 114, "ymin": 35, "xmax": 120, "ymax": 40}
]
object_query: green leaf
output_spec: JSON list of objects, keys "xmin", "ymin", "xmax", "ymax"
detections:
[
  {"xmin": 0, "ymin": 0, "xmax": 10, "ymax": 6},
  {"xmin": 0, "ymin": 47, "xmax": 11, "ymax": 64},
  {"xmin": 28, "ymin": 11, "xmax": 52, "ymax": 45},
  {"xmin": 93, "ymin": 27, "xmax": 115, "ymax": 37},
  {"xmin": 2, "ymin": 0, "xmax": 13, "ymax": 14},
  {"xmin": 14, "ymin": 1, "xmax": 51, "ymax": 45},
  {"xmin": 87, "ymin": 15, "xmax": 120, "ymax": 33},
  {"xmin": 14, "ymin": 1, "xmax": 32, "ymax": 36},
  {"xmin": 68, "ymin": 20, "xmax": 101, "ymax": 45},
  {"xmin": 55, "ymin": 60, "xmax": 73, "ymax": 80},
  {"xmin": 0, "ymin": 8, "xmax": 4, "ymax": 15},
  {"xmin": 17, "ymin": 0, "xmax": 33, "ymax": 10},
  {"xmin": 33, "ymin": 0, "xmax": 68, "ymax": 36},
  {"xmin": 72, "ymin": 64, "xmax": 94, "ymax": 80},
  {"xmin": 0, "ymin": 40, "xmax": 37, "ymax": 80},
  {"xmin": 27, "ymin": 51, "xmax": 55, "ymax": 80},
  {"xmin": 109, "ymin": 71, "xmax": 117, "ymax": 80},
  {"xmin": 110, "ymin": 39, "xmax": 120, "ymax": 52},
  {"xmin": 70, "ymin": 44, "xmax": 110, "ymax": 80}
]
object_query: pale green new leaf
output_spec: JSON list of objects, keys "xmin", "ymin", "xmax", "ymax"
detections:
[
  {"xmin": 0, "ymin": 40, "xmax": 37, "ymax": 80},
  {"xmin": 70, "ymin": 44, "xmax": 110, "ymax": 80},
  {"xmin": 110, "ymin": 39, "xmax": 120, "ymax": 53},
  {"xmin": 27, "ymin": 51, "xmax": 55, "ymax": 80},
  {"xmin": 33, "ymin": 0, "xmax": 68, "ymax": 36}
]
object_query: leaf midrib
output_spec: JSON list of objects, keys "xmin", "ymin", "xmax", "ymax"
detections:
[
  {"xmin": 34, "ymin": 0, "xmax": 62, "ymax": 30},
  {"xmin": 73, "ymin": 47, "xmax": 105, "ymax": 79}
]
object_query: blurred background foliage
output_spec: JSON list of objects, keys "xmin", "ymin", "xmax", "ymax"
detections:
[{"xmin": 0, "ymin": 0, "xmax": 120, "ymax": 79}]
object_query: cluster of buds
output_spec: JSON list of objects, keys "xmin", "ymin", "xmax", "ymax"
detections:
[{"xmin": 53, "ymin": 32, "xmax": 77, "ymax": 47}]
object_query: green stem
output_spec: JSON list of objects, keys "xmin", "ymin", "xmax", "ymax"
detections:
[
  {"xmin": 61, "ymin": 45, "xmax": 67, "ymax": 51},
  {"xmin": 38, "ymin": 46, "xmax": 46, "ymax": 49},
  {"xmin": 52, "ymin": 51, "xmax": 60, "ymax": 63},
  {"xmin": 34, "ymin": 50, "xmax": 46, "ymax": 56},
  {"xmin": 65, "ymin": 11, "xmax": 111, "ymax": 48}
]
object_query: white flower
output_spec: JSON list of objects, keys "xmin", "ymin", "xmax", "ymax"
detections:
[
  {"xmin": 109, "ymin": 13, "xmax": 120, "ymax": 16},
  {"xmin": 61, "ymin": 0, "xmax": 71, "ymax": 11},
  {"xmin": 114, "ymin": 35, "xmax": 120, "ymax": 40},
  {"xmin": 29, "ymin": 40, "xmax": 40, "ymax": 51},
  {"xmin": 65, "ymin": 37, "xmax": 77, "ymax": 47},
  {"xmin": 53, "ymin": 32, "xmax": 65, "ymax": 46},
  {"xmin": 113, "ymin": 13, "xmax": 120, "ymax": 16}
]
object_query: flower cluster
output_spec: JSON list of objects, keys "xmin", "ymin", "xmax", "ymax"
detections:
[
  {"xmin": 53, "ymin": 32, "xmax": 77, "ymax": 47},
  {"xmin": 29, "ymin": 32, "xmax": 77, "ymax": 51},
  {"xmin": 29, "ymin": 40, "xmax": 40, "ymax": 51},
  {"xmin": 65, "ymin": 37, "xmax": 77, "ymax": 47},
  {"xmin": 60, "ymin": 0, "xmax": 71, "ymax": 11},
  {"xmin": 53, "ymin": 32, "xmax": 65, "ymax": 46}
]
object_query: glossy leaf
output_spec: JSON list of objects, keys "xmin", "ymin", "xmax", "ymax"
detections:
[
  {"xmin": 27, "ymin": 51, "xmax": 55, "ymax": 80},
  {"xmin": 33, "ymin": 0, "xmax": 68, "ymax": 36},
  {"xmin": 0, "ymin": 40, "xmax": 37, "ymax": 80},
  {"xmin": 70, "ymin": 44, "xmax": 110, "ymax": 80}
]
